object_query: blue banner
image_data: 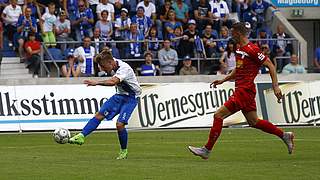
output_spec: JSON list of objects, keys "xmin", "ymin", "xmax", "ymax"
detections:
[{"xmin": 271, "ymin": 0, "xmax": 320, "ymax": 7}]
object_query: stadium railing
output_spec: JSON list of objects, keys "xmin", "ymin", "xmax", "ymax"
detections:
[{"xmin": 39, "ymin": 38, "xmax": 300, "ymax": 77}]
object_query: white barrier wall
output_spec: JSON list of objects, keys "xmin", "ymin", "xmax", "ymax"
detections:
[
  {"xmin": 264, "ymin": 81, "xmax": 320, "ymax": 125},
  {"xmin": 0, "ymin": 85, "xmax": 117, "ymax": 131},
  {"xmin": 0, "ymin": 81, "xmax": 319, "ymax": 131}
]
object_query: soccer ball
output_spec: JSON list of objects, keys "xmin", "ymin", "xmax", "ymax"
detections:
[{"xmin": 53, "ymin": 128, "xmax": 71, "ymax": 144}]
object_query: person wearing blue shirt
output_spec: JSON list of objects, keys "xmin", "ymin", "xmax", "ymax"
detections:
[
  {"xmin": 73, "ymin": 0, "xmax": 95, "ymax": 41},
  {"xmin": 23, "ymin": 0, "xmax": 41, "ymax": 19},
  {"xmin": 69, "ymin": 48, "xmax": 142, "ymax": 160},
  {"xmin": 131, "ymin": 6, "xmax": 152, "ymax": 38},
  {"xmin": 63, "ymin": 0, "xmax": 79, "ymax": 21},
  {"xmin": 128, "ymin": 23, "xmax": 145, "ymax": 58},
  {"xmin": 140, "ymin": 51, "xmax": 158, "ymax": 76},
  {"xmin": 251, "ymin": 0, "xmax": 273, "ymax": 29},
  {"xmin": 17, "ymin": 7, "xmax": 37, "ymax": 62}
]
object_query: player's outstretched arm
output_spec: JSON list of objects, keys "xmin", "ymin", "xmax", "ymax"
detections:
[
  {"xmin": 210, "ymin": 68, "xmax": 236, "ymax": 88},
  {"xmin": 263, "ymin": 58, "xmax": 282, "ymax": 103},
  {"xmin": 84, "ymin": 77, "xmax": 120, "ymax": 86}
]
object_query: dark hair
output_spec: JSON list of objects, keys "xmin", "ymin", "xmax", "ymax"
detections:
[
  {"xmin": 101, "ymin": 10, "xmax": 109, "ymax": 16},
  {"xmin": 226, "ymin": 39, "xmax": 236, "ymax": 58},
  {"xmin": 94, "ymin": 47, "xmax": 113, "ymax": 65},
  {"xmin": 231, "ymin": 22, "xmax": 248, "ymax": 36}
]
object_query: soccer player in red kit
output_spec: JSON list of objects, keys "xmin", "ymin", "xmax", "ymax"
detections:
[{"xmin": 188, "ymin": 22, "xmax": 294, "ymax": 159}]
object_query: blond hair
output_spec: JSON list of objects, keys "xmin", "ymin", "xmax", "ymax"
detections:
[{"xmin": 94, "ymin": 47, "xmax": 113, "ymax": 64}]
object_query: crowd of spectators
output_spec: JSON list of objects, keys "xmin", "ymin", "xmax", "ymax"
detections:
[{"xmin": 0, "ymin": 0, "xmax": 306, "ymax": 77}]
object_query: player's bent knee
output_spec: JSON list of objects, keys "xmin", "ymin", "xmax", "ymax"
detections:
[
  {"xmin": 116, "ymin": 122, "xmax": 125, "ymax": 131},
  {"xmin": 95, "ymin": 113, "xmax": 105, "ymax": 121},
  {"xmin": 247, "ymin": 118, "xmax": 259, "ymax": 127}
]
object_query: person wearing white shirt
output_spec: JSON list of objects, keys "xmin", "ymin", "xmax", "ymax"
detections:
[
  {"xmin": 96, "ymin": 0, "xmax": 115, "ymax": 21},
  {"xmin": 69, "ymin": 48, "xmax": 142, "ymax": 160},
  {"xmin": 1, "ymin": 0, "xmax": 22, "ymax": 46},
  {"xmin": 73, "ymin": 36, "xmax": 96, "ymax": 76},
  {"xmin": 40, "ymin": 3, "xmax": 57, "ymax": 47},
  {"xmin": 209, "ymin": 0, "xmax": 233, "ymax": 32},
  {"xmin": 136, "ymin": 0, "xmax": 156, "ymax": 21}
]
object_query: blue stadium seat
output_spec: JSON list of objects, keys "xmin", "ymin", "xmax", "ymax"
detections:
[{"xmin": 45, "ymin": 48, "xmax": 64, "ymax": 60}]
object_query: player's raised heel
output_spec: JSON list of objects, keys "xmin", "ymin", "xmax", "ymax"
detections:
[
  {"xmin": 188, "ymin": 146, "xmax": 210, "ymax": 160},
  {"xmin": 282, "ymin": 132, "xmax": 294, "ymax": 154},
  {"xmin": 69, "ymin": 133, "xmax": 85, "ymax": 145},
  {"xmin": 116, "ymin": 149, "xmax": 128, "ymax": 160}
]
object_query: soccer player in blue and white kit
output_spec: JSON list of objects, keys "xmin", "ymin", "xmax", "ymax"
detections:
[{"xmin": 69, "ymin": 48, "xmax": 142, "ymax": 160}]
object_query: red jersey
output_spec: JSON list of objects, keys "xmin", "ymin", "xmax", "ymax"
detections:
[
  {"xmin": 24, "ymin": 40, "xmax": 41, "ymax": 58},
  {"xmin": 235, "ymin": 42, "xmax": 267, "ymax": 93}
]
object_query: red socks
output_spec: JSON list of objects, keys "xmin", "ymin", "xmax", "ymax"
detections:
[
  {"xmin": 205, "ymin": 116, "xmax": 223, "ymax": 151},
  {"xmin": 253, "ymin": 119, "xmax": 284, "ymax": 138}
]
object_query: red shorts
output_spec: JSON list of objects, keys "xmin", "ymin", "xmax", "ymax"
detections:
[{"xmin": 224, "ymin": 88, "xmax": 257, "ymax": 113}]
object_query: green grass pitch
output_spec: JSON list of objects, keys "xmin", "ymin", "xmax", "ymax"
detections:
[{"xmin": 0, "ymin": 127, "xmax": 319, "ymax": 180}]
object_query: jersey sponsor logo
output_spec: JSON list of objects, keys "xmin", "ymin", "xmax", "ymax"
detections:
[
  {"xmin": 257, "ymin": 53, "xmax": 265, "ymax": 61},
  {"xmin": 236, "ymin": 59, "xmax": 244, "ymax": 68},
  {"xmin": 236, "ymin": 50, "xmax": 249, "ymax": 59}
]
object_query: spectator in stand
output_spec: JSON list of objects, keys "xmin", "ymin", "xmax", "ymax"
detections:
[
  {"xmin": 159, "ymin": 0, "xmax": 173, "ymax": 32},
  {"xmin": 180, "ymin": 19, "xmax": 198, "ymax": 58},
  {"xmin": 114, "ymin": 0, "xmax": 125, "ymax": 19},
  {"xmin": 23, "ymin": 0, "xmax": 41, "ymax": 19},
  {"xmin": 251, "ymin": 0, "xmax": 275, "ymax": 30},
  {"xmin": 92, "ymin": 28, "xmax": 104, "ymax": 54},
  {"xmin": 95, "ymin": 10, "xmax": 113, "ymax": 41},
  {"xmin": 0, "ymin": 20, "xmax": 3, "ymax": 65},
  {"xmin": 216, "ymin": 63, "xmax": 227, "ymax": 75},
  {"xmin": 171, "ymin": 0, "xmax": 189, "ymax": 25},
  {"xmin": 259, "ymin": 43, "xmax": 274, "ymax": 74},
  {"xmin": 128, "ymin": 23, "xmax": 145, "ymax": 58},
  {"xmin": 73, "ymin": 36, "xmax": 96, "ymax": 76},
  {"xmin": 1, "ymin": 0, "xmax": 22, "ymax": 47},
  {"xmin": 127, "ymin": 0, "xmax": 137, "ymax": 17},
  {"xmin": 96, "ymin": 0, "xmax": 114, "ymax": 21},
  {"xmin": 16, "ymin": 7, "xmax": 37, "ymax": 62},
  {"xmin": 139, "ymin": 51, "xmax": 159, "ymax": 76},
  {"xmin": 55, "ymin": 10, "xmax": 73, "ymax": 51},
  {"xmin": 314, "ymin": 47, "xmax": 320, "ymax": 73},
  {"xmin": 114, "ymin": 8, "xmax": 131, "ymax": 40},
  {"xmin": 219, "ymin": 39, "xmax": 236, "ymax": 73},
  {"xmin": 201, "ymin": 24, "xmax": 218, "ymax": 58},
  {"xmin": 131, "ymin": 6, "xmax": 153, "ymax": 38},
  {"xmin": 238, "ymin": 0, "xmax": 254, "ymax": 25},
  {"xmin": 63, "ymin": 0, "xmax": 79, "ymax": 21},
  {"xmin": 137, "ymin": 0, "xmax": 156, "ymax": 22},
  {"xmin": 164, "ymin": 10, "xmax": 183, "ymax": 39},
  {"xmin": 194, "ymin": 0, "xmax": 212, "ymax": 32},
  {"xmin": 217, "ymin": 26, "xmax": 230, "ymax": 54},
  {"xmin": 179, "ymin": 55, "xmax": 198, "ymax": 75},
  {"xmin": 171, "ymin": 27, "xmax": 183, "ymax": 57},
  {"xmin": 73, "ymin": 0, "xmax": 94, "ymax": 41},
  {"xmin": 24, "ymin": 32, "xmax": 41, "ymax": 78},
  {"xmin": 282, "ymin": 54, "xmax": 306, "ymax": 74},
  {"xmin": 158, "ymin": 39, "xmax": 178, "ymax": 75},
  {"xmin": 147, "ymin": 26, "xmax": 161, "ymax": 58},
  {"xmin": 40, "ymin": 3, "xmax": 56, "ymax": 47},
  {"xmin": 272, "ymin": 24, "xmax": 293, "ymax": 73},
  {"xmin": 210, "ymin": 0, "xmax": 232, "ymax": 32},
  {"xmin": 61, "ymin": 48, "xmax": 81, "ymax": 77},
  {"xmin": 87, "ymin": 0, "xmax": 99, "ymax": 21},
  {"xmin": 256, "ymin": 28, "xmax": 272, "ymax": 49},
  {"xmin": 114, "ymin": 8, "xmax": 131, "ymax": 58}
]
